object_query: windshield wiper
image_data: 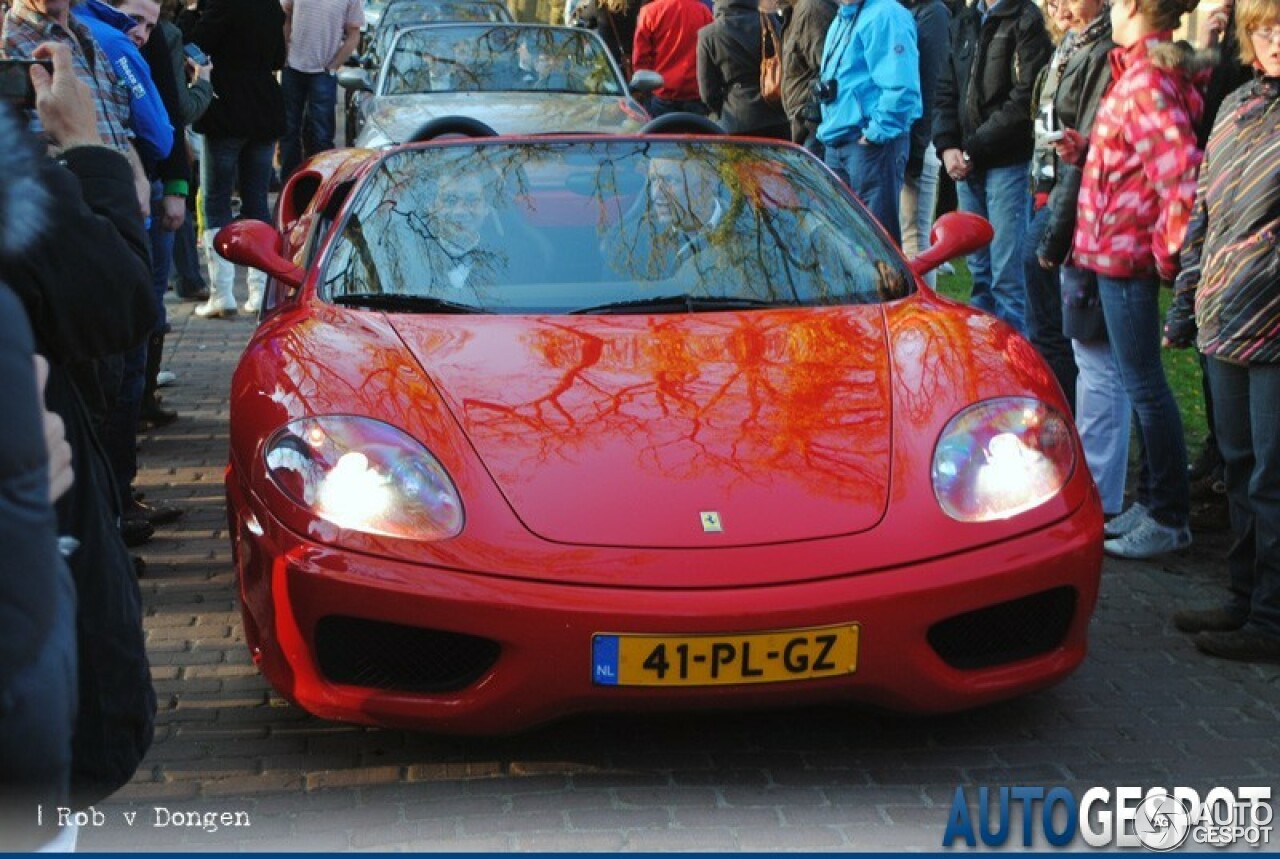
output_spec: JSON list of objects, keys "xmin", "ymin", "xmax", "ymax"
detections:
[
  {"xmin": 569, "ymin": 294, "xmax": 786, "ymax": 315},
  {"xmin": 332, "ymin": 293, "xmax": 490, "ymax": 314}
]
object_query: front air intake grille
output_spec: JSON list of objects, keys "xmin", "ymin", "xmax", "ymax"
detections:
[
  {"xmin": 927, "ymin": 587, "xmax": 1077, "ymax": 670},
  {"xmin": 314, "ymin": 616, "xmax": 499, "ymax": 693}
]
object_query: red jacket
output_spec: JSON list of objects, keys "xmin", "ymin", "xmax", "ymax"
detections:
[
  {"xmin": 634, "ymin": 0, "xmax": 713, "ymax": 101},
  {"xmin": 1071, "ymin": 34, "xmax": 1204, "ymax": 281}
]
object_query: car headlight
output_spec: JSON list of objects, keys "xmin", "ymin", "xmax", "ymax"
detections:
[
  {"xmin": 263, "ymin": 416, "xmax": 463, "ymax": 540},
  {"xmin": 932, "ymin": 398, "xmax": 1075, "ymax": 522}
]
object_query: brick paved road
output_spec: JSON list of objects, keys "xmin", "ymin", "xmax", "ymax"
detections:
[{"xmin": 79, "ymin": 295, "xmax": 1280, "ymax": 851}]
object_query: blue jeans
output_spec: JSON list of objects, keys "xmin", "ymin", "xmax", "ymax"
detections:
[
  {"xmin": 1097, "ymin": 275, "xmax": 1189, "ymax": 528},
  {"xmin": 171, "ymin": 215, "xmax": 206, "ymax": 294},
  {"xmin": 899, "ymin": 142, "xmax": 940, "ymax": 286},
  {"xmin": 1205, "ymin": 357, "xmax": 1280, "ymax": 638},
  {"xmin": 957, "ymin": 162, "xmax": 1030, "ymax": 333},
  {"xmin": 148, "ymin": 183, "xmax": 173, "ymax": 329},
  {"xmin": 1023, "ymin": 204, "xmax": 1076, "ymax": 409},
  {"xmin": 201, "ymin": 136, "xmax": 276, "ymax": 231},
  {"xmin": 279, "ymin": 67, "xmax": 338, "ymax": 178},
  {"xmin": 825, "ymin": 135, "xmax": 908, "ymax": 246}
]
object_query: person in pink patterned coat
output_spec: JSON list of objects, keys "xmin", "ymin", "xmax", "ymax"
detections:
[{"xmin": 1052, "ymin": 0, "xmax": 1204, "ymax": 561}]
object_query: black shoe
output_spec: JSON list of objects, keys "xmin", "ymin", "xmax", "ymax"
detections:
[
  {"xmin": 1173, "ymin": 605, "xmax": 1248, "ymax": 634},
  {"xmin": 127, "ymin": 496, "xmax": 184, "ymax": 527},
  {"xmin": 1190, "ymin": 466, "xmax": 1226, "ymax": 500},
  {"xmin": 177, "ymin": 285, "xmax": 210, "ymax": 302},
  {"xmin": 1194, "ymin": 628, "xmax": 1280, "ymax": 664},
  {"xmin": 122, "ymin": 516, "xmax": 155, "ymax": 547},
  {"xmin": 1188, "ymin": 442, "xmax": 1224, "ymax": 482},
  {"xmin": 132, "ymin": 555, "xmax": 146, "ymax": 578},
  {"xmin": 138, "ymin": 401, "xmax": 178, "ymax": 431}
]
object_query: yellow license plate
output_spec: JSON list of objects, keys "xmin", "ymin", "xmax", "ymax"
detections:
[{"xmin": 591, "ymin": 623, "xmax": 860, "ymax": 687}]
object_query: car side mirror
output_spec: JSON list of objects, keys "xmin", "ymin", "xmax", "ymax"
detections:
[
  {"xmin": 215, "ymin": 221, "xmax": 305, "ymax": 290},
  {"xmin": 909, "ymin": 212, "xmax": 994, "ymax": 279},
  {"xmin": 628, "ymin": 69, "xmax": 663, "ymax": 95},
  {"xmin": 337, "ymin": 67, "xmax": 372, "ymax": 91}
]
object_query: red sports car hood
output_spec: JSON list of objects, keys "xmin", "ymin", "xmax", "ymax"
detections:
[{"xmin": 389, "ymin": 308, "xmax": 892, "ymax": 548}]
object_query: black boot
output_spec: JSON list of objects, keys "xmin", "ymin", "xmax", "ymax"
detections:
[{"xmin": 139, "ymin": 330, "xmax": 177, "ymax": 431}]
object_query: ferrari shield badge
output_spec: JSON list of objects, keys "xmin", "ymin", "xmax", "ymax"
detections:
[{"xmin": 700, "ymin": 512, "xmax": 723, "ymax": 533}]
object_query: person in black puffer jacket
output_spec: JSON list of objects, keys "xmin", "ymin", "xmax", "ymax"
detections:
[{"xmin": 934, "ymin": 0, "xmax": 1052, "ymax": 333}]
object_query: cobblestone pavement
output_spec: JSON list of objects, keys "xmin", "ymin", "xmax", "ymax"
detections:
[{"xmin": 78, "ymin": 294, "xmax": 1280, "ymax": 852}]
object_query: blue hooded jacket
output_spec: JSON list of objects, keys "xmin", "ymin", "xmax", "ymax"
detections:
[
  {"xmin": 815, "ymin": 0, "xmax": 922, "ymax": 146},
  {"xmin": 72, "ymin": 0, "xmax": 173, "ymax": 162}
]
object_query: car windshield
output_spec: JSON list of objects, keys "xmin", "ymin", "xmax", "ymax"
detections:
[
  {"xmin": 369, "ymin": 2, "xmax": 512, "ymax": 62},
  {"xmin": 320, "ymin": 141, "xmax": 915, "ymax": 314},
  {"xmin": 381, "ymin": 25, "xmax": 622, "ymax": 97}
]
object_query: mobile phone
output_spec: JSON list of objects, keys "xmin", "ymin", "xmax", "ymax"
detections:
[
  {"xmin": 184, "ymin": 42, "xmax": 210, "ymax": 65},
  {"xmin": 0, "ymin": 58, "xmax": 52, "ymax": 109}
]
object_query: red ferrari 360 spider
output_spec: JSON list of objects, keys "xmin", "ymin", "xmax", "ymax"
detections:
[{"xmin": 218, "ymin": 119, "xmax": 1103, "ymax": 734}]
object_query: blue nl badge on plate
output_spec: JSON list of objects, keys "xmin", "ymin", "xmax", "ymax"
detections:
[{"xmin": 592, "ymin": 635, "xmax": 619, "ymax": 685}]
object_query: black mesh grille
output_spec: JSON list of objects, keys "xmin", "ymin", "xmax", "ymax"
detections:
[
  {"xmin": 927, "ymin": 587, "xmax": 1077, "ymax": 670},
  {"xmin": 314, "ymin": 616, "xmax": 500, "ymax": 693}
]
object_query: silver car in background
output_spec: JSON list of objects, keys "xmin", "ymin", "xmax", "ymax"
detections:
[
  {"xmin": 340, "ymin": 23, "xmax": 658, "ymax": 146},
  {"xmin": 363, "ymin": 0, "xmax": 512, "ymax": 36}
]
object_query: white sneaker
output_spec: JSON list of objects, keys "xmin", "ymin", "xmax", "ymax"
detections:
[
  {"xmin": 156, "ymin": 370, "xmax": 177, "ymax": 387},
  {"xmin": 194, "ymin": 295, "xmax": 237, "ymax": 318},
  {"xmin": 1104, "ymin": 515, "xmax": 1191, "ymax": 560},
  {"xmin": 243, "ymin": 294, "xmax": 262, "ymax": 314},
  {"xmin": 1104, "ymin": 503, "xmax": 1149, "ymax": 539}
]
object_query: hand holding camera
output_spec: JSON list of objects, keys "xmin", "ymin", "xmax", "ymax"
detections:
[
  {"xmin": 813, "ymin": 78, "xmax": 838, "ymax": 105},
  {"xmin": 1052, "ymin": 127, "xmax": 1087, "ymax": 167},
  {"xmin": 0, "ymin": 57, "xmax": 51, "ymax": 109},
  {"xmin": 184, "ymin": 42, "xmax": 212, "ymax": 83},
  {"xmin": 802, "ymin": 79, "xmax": 836, "ymax": 124}
]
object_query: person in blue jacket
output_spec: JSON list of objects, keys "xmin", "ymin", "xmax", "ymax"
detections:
[
  {"xmin": 815, "ymin": 0, "xmax": 921, "ymax": 243},
  {"xmin": 72, "ymin": 0, "xmax": 173, "ymax": 162}
]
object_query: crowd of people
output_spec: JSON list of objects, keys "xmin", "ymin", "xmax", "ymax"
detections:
[
  {"xmin": 0, "ymin": 0, "xmax": 359, "ymax": 846},
  {"xmin": 1, "ymin": 0, "xmax": 1278, "ymax": 846},
  {"xmin": 577, "ymin": 0, "xmax": 1276, "ymax": 661}
]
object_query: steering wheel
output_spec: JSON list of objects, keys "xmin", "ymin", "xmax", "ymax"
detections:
[
  {"xmin": 408, "ymin": 116, "xmax": 500, "ymax": 142},
  {"xmin": 639, "ymin": 113, "xmax": 725, "ymax": 135}
]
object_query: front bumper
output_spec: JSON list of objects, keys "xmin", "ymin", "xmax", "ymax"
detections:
[{"xmin": 229, "ymin": 477, "xmax": 1102, "ymax": 734}]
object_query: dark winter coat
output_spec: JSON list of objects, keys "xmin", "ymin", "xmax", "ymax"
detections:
[
  {"xmin": 142, "ymin": 20, "xmax": 191, "ymax": 189},
  {"xmin": 902, "ymin": 0, "xmax": 950, "ymax": 176},
  {"xmin": 593, "ymin": 0, "xmax": 644, "ymax": 71},
  {"xmin": 697, "ymin": 0, "xmax": 788, "ymax": 133},
  {"xmin": 779, "ymin": 0, "xmax": 837, "ymax": 124},
  {"xmin": 1167, "ymin": 76, "xmax": 1280, "ymax": 364},
  {"xmin": 933, "ymin": 0, "xmax": 1051, "ymax": 169},
  {"xmin": 0, "ymin": 109, "xmax": 156, "ymax": 810},
  {"xmin": 160, "ymin": 19, "xmax": 214, "ymax": 126},
  {"xmin": 190, "ymin": 0, "xmax": 286, "ymax": 141},
  {"xmin": 1035, "ymin": 16, "xmax": 1113, "ymax": 265},
  {"xmin": 0, "ymin": 281, "xmax": 77, "ymax": 851}
]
